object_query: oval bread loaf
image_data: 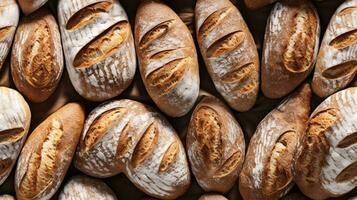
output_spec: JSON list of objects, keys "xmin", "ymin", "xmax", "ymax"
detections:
[
  {"xmin": 58, "ymin": 0, "xmax": 136, "ymax": 101},
  {"xmin": 262, "ymin": 0, "xmax": 320, "ymax": 99},
  {"xmin": 11, "ymin": 7, "xmax": 64, "ymax": 103},
  {"xmin": 0, "ymin": 87, "xmax": 31, "ymax": 185},
  {"xmin": 312, "ymin": 0, "xmax": 357, "ymax": 98},
  {"xmin": 295, "ymin": 87, "xmax": 357, "ymax": 199},
  {"xmin": 0, "ymin": 0, "xmax": 19, "ymax": 71},
  {"xmin": 74, "ymin": 99, "xmax": 191, "ymax": 199},
  {"xmin": 18, "ymin": 0, "xmax": 48, "ymax": 15},
  {"xmin": 15, "ymin": 103, "xmax": 85, "ymax": 200},
  {"xmin": 187, "ymin": 95, "xmax": 245, "ymax": 192},
  {"xmin": 135, "ymin": 0, "xmax": 200, "ymax": 117},
  {"xmin": 239, "ymin": 84, "xmax": 311, "ymax": 200},
  {"xmin": 195, "ymin": 0, "xmax": 260, "ymax": 112},
  {"xmin": 59, "ymin": 175, "xmax": 117, "ymax": 200},
  {"xmin": 244, "ymin": 0, "xmax": 277, "ymax": 10}
]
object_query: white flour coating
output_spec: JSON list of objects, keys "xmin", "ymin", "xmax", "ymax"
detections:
[
  {"xmin": 312, "ymin": 0, "xmax": 357, "ymax": 97},
  {"xmin": 186, "ymin": 96, "xmax": 245, "ymax": 192},
  {"xmin": 0, "ymin": 0, "xmax": 19, "ymax": 69},
  {"xmin": 195, "ymin": 0, "xmax": 259, "ymax": 112},
  {"xmin": 135, "ymin": 1, "xmax": 199, "ymax": 117},
  {"xmin": 75, "ymin": 100, "xmax": 190, "ymax": 199},
  {"xmin": 59, "ymin": 175, "xmax": 117, "ymax": 200},
  {"xmin": 0, "ymin": 87, "xmax": 30, "ymax": 185},
  {"xmin": 58, "ymin": 0, "xmax": 136, "ymax": 101},
  {"xmin": 309, "ymin": 87, "xmax": 357, "ymax": 195},
  {"xmin": 240, "ymin": 85, "xmax": 310, "ymax": 199},
  {"xmin": 262, "ymin": 1, "xmax": 320, "ymax": 98}
]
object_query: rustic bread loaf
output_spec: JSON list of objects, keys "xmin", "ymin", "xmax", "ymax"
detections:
[
  {"xmin": 295, "ymin": 87, "xmax": 357, "ymax": 199},
  {"xmin": 0, "ymin": 87, "xmax": 31, "ymax": 185},
  {"xmin": 74, "ymin": 99, "xmax": 190, "ymax": 199},
  {"xmin": 262, "ymin": 0, "xmax": 320, "ymax": 99},
  {"xmin": 0, "ymin": 195, "xmax": 15, "ymax": 200},
  {"xmin": 59, "ymin": 175, "xmax": 117, "ymax": 200},
  {"xmin": 135, "ymin": 0, "xmax": 200, "ymax": 117},
  {"xmin": 11, "ymin": 7, "xmax": 63, "ymax": 103},
  {"xmin": 15, "ymin": 103, "xmax": 85, "ymax": 200},
  {"xmin": 199, "ymin": 194, "xmax": 228, "ymax": 200},
  {"xmin": 195, "ymin": 0, "xmax": 260, "ymax": 112},
  {"xmin": 17, "ymin": 0, "xmax": 48, "ymax": 15},
  {"xmin": 244, "ymin": 0, "xmax": 277, "ymax": 10},
  {"xmin": 186, "ymin": 95, "xmax": 245, "ymax": 192},
  {"xmin": 0, "ymin": 0, "xmax": 19, "ymax": 71},
  {"xmin": 58, "ymin": 0, "xmax": 136, "ymax": 101},
  {"xmin": 312, "ymin": 0, "xmax": 357, "ymax": 98},
  {"xmin": 239, "ymin": 84, "xmax": 311, "ymax": 200}
]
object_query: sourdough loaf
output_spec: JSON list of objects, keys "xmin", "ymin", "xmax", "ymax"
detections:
[
  {"xmin": 0, "ymin": 0, "xmax": 19, "ymax": 71},
  {"xmin": 59, "ymin": 175, "xmax": 118, "ymax": 200},
  {"xmin": 58, "ymin": 0, "xmax": 136, "ymax": 101},
  {"xmin": 15, "ymin": 103, "xmax": 85, "ymax": 200},
  {"xmin": 262, "ymin": 0, "xmax": 320, "ymax": 98},
  {"xmin": 11, "ymin": 7, "xmax": 63, "ymax": 103},
  {"xmin": 187, "ymin": 95, "xmax": 245, "ymax": 192},
  {"xmin": 295, "ymin": 87, "xmax": 357, "ymax": 199},
  {"xmin": 135, "ymin": 0, "xmax": 200, "ymax": 117},
  {"xmin": 75, "ymin": 99, "xmax": 190, "ymax": 199},
  {"xmin": 0, "ymin": 87, "xmax": 31, "ymax": 185},
  {"xmin": 239, "ymin": 84, "xmax": 311, "ymax": 200},
  {"xmin": 195, "ymin": 0, "xmax": 260, "ymax": 112},
  {"xmin": 312, "ymin": 0, "xmax": 357, "ymax": 98}
]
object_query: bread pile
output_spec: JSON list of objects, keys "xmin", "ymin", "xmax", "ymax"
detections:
[{"xmin": 0, "ymin": 0, "xmax": 356, "ymax": 199}]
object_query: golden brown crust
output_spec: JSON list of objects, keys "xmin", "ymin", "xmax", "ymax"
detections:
[
  {"xmin": 11, "ymin": 8, "xmax": 63, "ymax": 103},
  {"xmin": 15, "ymin": 103, "xmax": 85, "ymax": 200},
  {"xmin": 74, "ymin": 99, "xmax": 190, "ymax": 199},
  {"xmin": 295, "ymin": 87, "xmax": 357, "ymax": 199},
  {"xmin": 187, "ymin": 95, "xmax": 245, "ymax": 192},
  {"xmin": 135, "ymin": 0, "xmax": 199, "ymax": 117},
  {"xmin": 312, "ymin": 1, "xmax": 357, "ymax": 97},
  {"xmin": 262, "ymin": 0, "xmax": 319, "ymax": 98},
  {"xmin": 239, "ymin": 84, "xmax": 311, "ymax": 200},
  {"xmin": 195, "ymin": 0, "xmax": 259, "ymax": 112}
]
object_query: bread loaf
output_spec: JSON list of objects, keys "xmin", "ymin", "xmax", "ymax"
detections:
[
  {"xmin": 199, "ymin": 194, "xmax": 228, "ymax": 200},
  {"xmin": 0, "ymin": 195, "xmax": 15, "ymax": 200},
  {"xmin": 59, "ymin": 175, "xmax": 117, "ymax": 200},
  {"xmin": 18, "ymin": 0, "xmax": 48, "ymax": 15},
  {"xmin": 239, "ymin": 84, "xmax": 311, "ymax": 200},
  {"xmin": 262, "ymin": 0, "xmax": 320, "ymax": 98},
  {"xmin": 295, "ymin": 87, "xmax": 357, "ymax": 199},
  {"xmin": 312, "ymin": 0, "xmax": 357, "ymax": 98},
  {"xmin": 15, "ymin": 103, "xmax": 85, "ymax": 200},
  {"xmin": 58, "ymin": 0, "xmax": 136, "ymax": 101},
  {"xmin": 0, "ymin": 0, "xmax": 19, "ymax": 71},
  {"xmin": 135, "ymin": 0, "xmax": 200, "ymax": 117},
  {"xmin": 75, "ymin": 99, "xmax": 190, "ymax": 199},
  {"xmin": 0, "ymin": 87, "xmax": 31, "ymax": 185},
  {"xmin": 195, "ymin": 0, "xmax": 260, "ymax": 112},
  {"xmin": 186, "ymin": 95, "xmax": 245, "ymax": 192},
  {"xmin": 244, "ymin": 0, "xmax": 277, "ymax": 10},
  {"xmin": 11, "ymin": 7, "xmax": 64, "ymax": 103}
]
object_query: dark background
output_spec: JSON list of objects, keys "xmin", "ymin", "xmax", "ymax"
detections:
[{"xmin": 0, "ymin": 0, "xmax": 355, "ymax": 199}]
